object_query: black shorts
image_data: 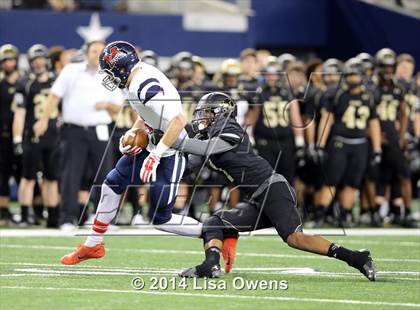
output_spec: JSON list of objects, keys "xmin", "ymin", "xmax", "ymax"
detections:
[
  {"xmin": 22, "ymin": 137, "xmax": 59, "ymax": 180},
  {"xmin": 298, "ymin": 159, "xmax": 324, "ymax": 189},
  {"xmin": 214, "ymin": 178, "xmax": 302, "ymax": 241},
  {"xmin": 255, "ymin": 136, "xmax": 295, "ymax": 184},
  {"xmin": 378, "ymin": 143, "xmax": 410, "ymax": 185},
  {"xmin": 324, "ymin": 138, "xmax": 368, "ymax": 188}
]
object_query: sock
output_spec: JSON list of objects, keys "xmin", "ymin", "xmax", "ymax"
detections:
[
  {"xmin": 84, "ymin": 183, "xmax": 121, "ymax": 247},
  {"xmin": 391, "ymin": 204, "xmax": 402, "ymax": 219},
  {"xmin": 0, "ymin": 207, "xmax": 11, "ymax": 219},
  {"xmin": 370, "ymin": 203, "xmax": 380, "ymax": 213},
  {"xmin": 360, "ymin": 208, "xmax": 368, "ymax": 215},
  {"xmin": 314, "ymin": 205, "xmax": 327, "ymax": 221},
  {"xmin": 47, "ymin": 206, "xmax": 59, "ymax": 228},
  {"xmin": 33, "ymin": 204, "xmax": 44, "ymax": 220},
  {"xmin": 205, "ymin": 247, "xmax": 220, "ymax": 264},
  {"xmin": 21, "ymin": 205, "xmax": 29, "ymax": 223},
  {"xmin": 340, "ymin": 208, "xmax": 352, "ymax": 221},
  {"xmin": 154, "ymin": 213, "xmax": 203, "ymax": 237},
  {"xmin": 327, "ymin": 243, "xmax": 356, "ymax": 266}
]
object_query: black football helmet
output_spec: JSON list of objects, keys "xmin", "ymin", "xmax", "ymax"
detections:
[
  {"xmin": 99, "ymin": 41, "xmax": 139, "ymax": 91},
  {"xmin": 192, "ymin": 92, "xmax": 236, "ymax": 134}
]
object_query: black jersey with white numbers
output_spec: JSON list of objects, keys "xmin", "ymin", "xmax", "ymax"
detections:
[
  {"xmin": 324, "ymin": 86, "xmax": 377, "ymax": 139},
  {"xmin": 254, "ymin": 85, "xmax": 293, "ymax": 139},
  {"xmin": 373, "ymin": 81, "xmax": 405, "ymax": 142},
  {"xmin": 0, "ymin": 76, "xmax": 24, "ymax": 136},
  {"xmin": 15, "ymin": 75, "xmax": 58, "ymax": 141},
  {"xmin": 207, "ymin": 117, "xmax": 274, "ymax": 194}
]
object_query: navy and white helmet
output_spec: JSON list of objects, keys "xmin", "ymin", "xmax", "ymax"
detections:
[{"xmin": 99, "ymin": 41, "xmax": 139, "ymax": 91}]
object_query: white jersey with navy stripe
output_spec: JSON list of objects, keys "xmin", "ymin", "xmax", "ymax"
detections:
[{"xmin": 126, "ymin": 62, "xmax": 188, "ymax": 156}]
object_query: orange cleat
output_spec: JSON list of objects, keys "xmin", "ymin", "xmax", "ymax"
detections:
[
  {"xmin": 222, "ymin": 237, "xmax": 238, "ymax": 273},
  {"xmin": 60, "ymin": 243, "xmax": 105, "ymax": 265}
]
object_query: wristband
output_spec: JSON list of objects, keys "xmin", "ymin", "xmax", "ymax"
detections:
[{"xmin": 153, "ymin": 141, "xmax": 170, "ymax": 158}]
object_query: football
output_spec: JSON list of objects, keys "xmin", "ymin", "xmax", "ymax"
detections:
[{"xmin": 122, "ymin": 128, "xmax": 149, "ymax": 149}]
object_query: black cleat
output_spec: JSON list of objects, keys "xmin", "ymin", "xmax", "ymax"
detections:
[
  {"xmin": 179, "ymin": 263, "xmax": 221, "ymax": 278},
  {"xmin": 353, "ymin": 250, "xmax": 377, "ymax": 281}
]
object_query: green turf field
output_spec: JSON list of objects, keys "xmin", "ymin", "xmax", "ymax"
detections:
[{"xmin": 1, "ymin": 232, "xmax": 419, "ymax": 309}]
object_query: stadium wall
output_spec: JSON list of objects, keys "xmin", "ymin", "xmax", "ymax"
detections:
[{"xmin": 0, "ymin": 0, "xmax": 418, "ymax": 67}]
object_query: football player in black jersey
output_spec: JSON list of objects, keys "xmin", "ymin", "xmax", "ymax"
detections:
[
  {"xmin": 252, "ymin": 60, "xmax": 305, "ymax": 185},
  {"xmin": 173, "ymin": 92, "xmax": 376, "ymax": 281},
  {"xmin": 356, "ymin": 52, "xmax": 376, "ymax": 92},
  {"xmin": 395, "ymin": 53, "xmax": 418, "ymax": 219},
  {"xmin": 12, "ymin": 44, "xmax": 60, "ymax": 227},
  {"xmin": 170, "ymin": 53, "xmax": 205, "ymax": 216},
  {"xmin": 295, "ymin": 58, "xmax": 323, "ymax": 217},
  {"xmin": 314, "ymin": 58, "xmax": 382, "ymax": 228},
  {"xmin": 373, "ymin": 48, "xmax": 414, "ymax": 227},
  {"xmin": 239, "ymin": 48, "xmax": 259, "ymax": 91},
  {"xmin": 0, "ymin": 44, "xmax": 22, "ymax": 224}
]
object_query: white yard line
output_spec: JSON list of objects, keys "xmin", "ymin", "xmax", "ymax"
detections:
[
  {"xmin": 1, "ymin": 228, "xmax": 419, "ymax": 237},
  {"xmin": 0, "ymin": 285, "xmax": 419, "ymax": 308},
  {"xmin": 0, "ymin": 264, "xmax": 418, "ymax": 281},
  {"xmin": 1, "ymin": 244, "xmax": 420, "ymax": 263}
]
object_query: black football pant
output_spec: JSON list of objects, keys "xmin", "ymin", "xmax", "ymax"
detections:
[
  {"xmin": 202, "ymin": 176, "xmax": 303, "ymax": 243},
  {"xmin": 59, "ymin": 124, "xmax": 114, "ymax": 225}
]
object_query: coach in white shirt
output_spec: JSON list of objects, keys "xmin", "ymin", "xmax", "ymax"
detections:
[{"xmin": 33, "ymin": 41, "xmax": 124, "ymax": 230}]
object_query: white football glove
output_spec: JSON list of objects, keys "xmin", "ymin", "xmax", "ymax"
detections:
[{"xmin": 119, "ymin": 130, "xmax": 142, "ymax": 156}]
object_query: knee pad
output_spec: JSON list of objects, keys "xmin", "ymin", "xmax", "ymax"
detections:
[
  {"xmin": 104, "ymin": 169, "xmax": 127, "ymax": 195},
  {"xmin": 202, "ymin": 216, "xmax": 224, "ymax": 243}
]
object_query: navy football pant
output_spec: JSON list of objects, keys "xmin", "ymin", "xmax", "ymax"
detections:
[{"xmin": 105, "ymin": 150, "xmax": 186, "ymax": 225}]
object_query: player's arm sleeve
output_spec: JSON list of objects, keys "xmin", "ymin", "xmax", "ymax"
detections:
[
  {"xmin": 50, "ymin": 65, "xmax": 71, "ymax": 98},
  {"xmin": 13, "ymin": 88, "xmax": 26, "ymax": 109},
  {"xmin": 184, "ymin": 154, "xmax": 205, "ymax": 177},
  {"xmin": 172, "ymin": 137, "xmax": 237, "ymax": 156},
  {"xmin": 368, "ymin": 95, "xmax": 378, "ymax": 119},
  {"xmin": 322, "ymin": 92, "xmax": 335, "ymax": 113}
]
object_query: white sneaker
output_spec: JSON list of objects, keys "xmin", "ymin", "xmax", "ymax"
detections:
[
  {"xmin": 359, "ymin": 212, "xmax": 371, "ymax": 225},
  {"xmin": 131, "ymin": 214, "xmax": 148, "ymax": 226},
  {"xmin": 60, "ymin": 223, "xmax": 76, "ymax": 232}
]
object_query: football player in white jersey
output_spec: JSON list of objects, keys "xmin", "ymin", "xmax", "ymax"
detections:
[{"xmin": 60, "ymin": 41, "xmax": 202, "ymax": 265}]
